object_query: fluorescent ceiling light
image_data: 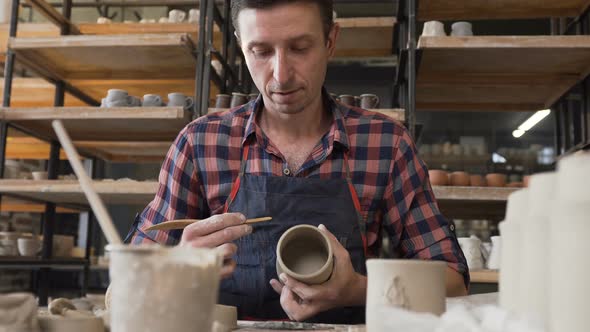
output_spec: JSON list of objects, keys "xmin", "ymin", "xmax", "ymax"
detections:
[
  {"xmin": 513, "ymin": 109, "xmax": 551, "ymax": 139},
  {"xmin": 518, "ymin": 109, "xmax": 551, "ymax": 131},
  {"xmin": 512, "ymin": 129, "xmax": 525, "ymax": 138}
]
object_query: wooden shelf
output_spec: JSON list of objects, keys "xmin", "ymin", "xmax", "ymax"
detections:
[
  {"xmin": 0, "ymin": 78, "xmax": 86, "ymax": 107},
  {"xmin": 419, "ymin": 0, "xmax": 590, "ymax": 21},
  {"xmin": 1, "ymin": 107, "xmax": 191, "ymax": 141},
  {"xmin": 470, "ymin": 270, "xmax": 499, "ymax": 283},
  {"xmin": 8, "ymin": 33, "xmax": 197, "ymax": 80},
  {"xmin": 417, "ymin": 36, "xmax": 590, "ymax": 111},
  {"xmin": 1, "ymin": 196, "xmax": 80, "ymax": 213},
  {"xmin": 334, "ymin": 17, "xmax": 396, "ymax": 58},
  {"xmin": 433, "ymin": 186, "xmax": 517, "ymax": 219},
  {"xmin": 75, "ymin": 141, "xmax": 170, "ymax": 163},
  {"xmin": 0, "ymin": 180, "xmax": 157, "ymax": 205}
]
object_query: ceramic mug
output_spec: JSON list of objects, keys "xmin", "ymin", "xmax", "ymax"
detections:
[
  {"xmin": 168, "ymin": 9, "xmax": 186, "ymax": 23},
  {"xmin": 276, "ymin": 225, "xmax": 334, "ymax": 284},
  {"xmin": 422, "ymin": 21, "xmax": 446, "ymax": 37},
  {"xmin": 366, "ymin": 259, "xmax": 446, "ymax": 331},
  {"xmin": 167, "ymin": 93, "xmax": 194, "ymax": 109},
  {"xmin": 360, "ymin": 94, "xmax": 380, "ymax": 109},
  {"xmin": 32, "ymin": 171, "xmax": 48, "ymax": 180},
  {"xmin": 230, "ymin": 92, "xmax": 248, "ymax": 108},
  {"xmin": 215, "ymin": 94, "xmax": 231, "ymax": 109},
  {"xmin": 0, "ymin": 238, "xmax": 17, "ymax": 256},
  {"xmin": 457, "ymin": 237, "xmax": 484, "ymax": 270},
  {"xmin": 17, "ymin": 237, "xmax": 41, "ymax": 257},
  {"xmin": 451, "ymin": 22, "xmax": 473, "ymax": 36},
  {"xmin": 142, "ymin": 94, "xmax": 163, "ymax": 107},
  {"xmin": 486, "ymin": 236, "xmax": 501, "ymax": 269},
  {"xmin": 188, "ymin": 9, "xmax": 200, "ymax": 23},
  {"xmin": 106, "ymin": 89, "xmax": 134, "ymax": 107},
  {"xmin": 339, "ymin": 95, "xmax": 355, "ymax": 106}
]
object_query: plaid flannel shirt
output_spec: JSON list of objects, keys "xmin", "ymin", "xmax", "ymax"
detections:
[{"xmin": 129, "ymin": 92, "xmax": 470, "ymax": 287}]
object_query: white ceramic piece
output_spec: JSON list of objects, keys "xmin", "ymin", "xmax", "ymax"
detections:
[
  {"xmin": 486, "ymin": 236, "xmax": 501, "ymax": 270},
  {"xmin": 366, "ymin": 259, "xmax": 446, "ymax": 332},
  {"xmin": 422, "ymin": 21, "xmax": 446, "ymax": 37},
  {"xmin": 168, "ymin": 9, "xmax": 186, "ymax": 23},
  {"xmin": 457, "ymin": 237, "xmax": 484, "ymax": 270},
  {"xmin": 451, "ymin": 21, "xmax": 473, "ymax": 36}
]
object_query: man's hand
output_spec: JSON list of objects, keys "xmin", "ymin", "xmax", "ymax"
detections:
[
  {"xmin": 269, "ymin": 224, "xmax": 367, "ymax": 321},
  {"xmin": 179, "ymin": 213, "xmax": 252, "ymax": 279}
]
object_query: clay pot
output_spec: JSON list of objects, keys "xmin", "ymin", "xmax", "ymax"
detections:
[
  {"xmin": 276, "ymin": 225, "xmax": 333, "ymax": 284},
  {"xmin": 214, "ymin": 94, "xmax": 231, "ymax": 109},
  {"xmin": 486, "ymin": 173, "xmax": 507, "ymax": 187},
  {"xmin": 428, "ymin": 170, "xmax": 449, "ymax": 186},
  {"xmin": 366, "ymin": 259, "xmax": 446, "ymax": 332},
  {"xmin": 107, "ymin": 245, "xmax": 222, "ymax": 332},
  {"xmin": 213, "ymin": 304, "xmax": 237, "ymax": 331},
  {"xmin": 449, "ymin": 171, "xmax": 470, "ymax": 186},
  {"xmin": 469, "ymin": 175, "xmax": 487, "ymax": 187}
]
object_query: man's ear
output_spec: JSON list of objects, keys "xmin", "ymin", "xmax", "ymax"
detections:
[
  {"xmin": 234, "ymin": 31, "xmax": 241, "ymax": 47},
  {"xmin": 326, "ymin": 23, "xmax": 340, "ymax": 58}
]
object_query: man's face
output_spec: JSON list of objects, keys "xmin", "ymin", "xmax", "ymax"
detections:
[{"xmin": 236, "ymin": 2, "xmax": 338, "ymax": 115}]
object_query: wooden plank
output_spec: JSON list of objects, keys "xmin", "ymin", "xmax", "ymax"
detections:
[
  {"xmin": 470, "ymin": 270, "xmax": 499, "ymax": 283},
  {"xmin": 417, "ymin": 36, "xmax": 590, "ymax": 111},
  {"xmin": 23, "ymin": 0, "xmax": 80, "ymax": 35},
  {"xmin": 6, "ymin": 136, "xmax": 68, "ymax": 159},
  {"xmin": 1, "ymin": 196, "xmax": 80, "ymax": 213},
  {"xmin": 0, "ymin": 78, "xmax": 86, "ymax": 107},
  {"xmin": 74, "ymin": 141, "xmax": 171, "ymax": 163},
  {"xmin": 334, "ymin": 17, "xmax": 395, "ymax": 58},
  {"xmin": 433, "ymin": 186, "xmax": 517, "ymax": 202},
  {"xmin": 9, "ymin": 33, "xmax": 197, "ymax": 80},
  {"xmin": 419, "ymin": 0, "xmax": 590, "ymax": 20},
  {"xmin": 0, "ymin": 179, "xmax": 157, "ymax": 205},
  {"xmin": 1, "ymin": 107, "xmax": 191, "ymax": 141}
]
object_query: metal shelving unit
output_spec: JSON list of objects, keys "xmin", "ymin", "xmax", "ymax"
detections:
[{"xmin": 0, "ymin": 0, "xmax": 243, "ymax": 304}]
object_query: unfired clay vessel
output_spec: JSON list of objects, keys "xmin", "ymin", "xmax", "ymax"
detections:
[
  {"xmin": 469, "ymin": 174, "xmax": 486, "ymax": 187},
  {"xmin": 107, "ymin": 244, "xmax": 222, "ymax": 332},
  {"xmin": 213, "ymin": 304, "xmax": 237, "ymax": 332},
  {"xmin": 276, "ymin": 225, "xmax": 333, "ymax": 284},
  {"xmin": 366, "ymin": 259, "xmax": 446, "ymax": 332},
  {"xmin": 428, "ymin": 170, "xmax": 449, "ymax": 186},
  {"xmin": 450, "ymin": 171, "xmax": 470, "ymax": 186},
  {"xmin": 485, "ymin": 173, "xmax": 507, "ymax": 187}
]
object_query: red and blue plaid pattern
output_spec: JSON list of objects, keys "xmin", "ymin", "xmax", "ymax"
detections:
[{"xmin": 131, "ymin": 94, "xmax": 469, "ymax": 287}]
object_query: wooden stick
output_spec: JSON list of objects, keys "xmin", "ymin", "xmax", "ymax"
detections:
[
  {"xmin": 52, "ymin": 120, "xmax": 123, "ymax": 245},
  {"xmin": 145, "ymin": 216, "xmax": 272, "ymax": 232}
]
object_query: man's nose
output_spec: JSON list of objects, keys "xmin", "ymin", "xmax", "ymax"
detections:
[{"xmin": 272, "ymin": 50, "xmax": 292, "ymax": 86}]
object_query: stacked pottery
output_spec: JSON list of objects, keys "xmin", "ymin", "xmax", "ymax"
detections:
[
  {"xmin": 518, "ymin": 172, "xmax": 554, "ymax": 325},
  {"xmin": 428, "ymin": 170, "xmax": 449, "ymax": 186},
  {"xmin": 449, "ymin": 171, "xmax": 469, "ymax": 186},
  {"xmin": 549, "ymin": 154, "xmax": 590, "ymax": 332},
  {"xmin": 498, "ymin": 189, "xmax": 528, "ymax": 314}
]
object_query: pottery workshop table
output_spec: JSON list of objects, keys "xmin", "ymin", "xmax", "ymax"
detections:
[{"xmin": 233, "ymin": 321, "xmax": 363, "ymax": 331}]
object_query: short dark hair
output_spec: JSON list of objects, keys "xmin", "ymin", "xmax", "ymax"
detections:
[{"xmin": 231, "ymin": 0, "xmax": 334, "ymax": 40}]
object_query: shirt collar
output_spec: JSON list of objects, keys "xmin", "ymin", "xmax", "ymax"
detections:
[{"xmin": 241, "ymin": 87, "xmax": 351, "ymax": 150}]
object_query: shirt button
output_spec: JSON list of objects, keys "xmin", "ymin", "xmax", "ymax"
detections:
[{"xmin": 283, "ymin": 168, "xmax": 291, "ymax": 176}]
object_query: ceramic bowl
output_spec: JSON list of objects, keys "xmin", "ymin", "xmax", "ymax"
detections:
[
  {"xmin": 469, "ymin": 175, "xmax": 487, "ymax": 187},
  {"xmin": 17, "ymin": 238, "xmax": 41, "ymax": 257},
  {"xmin": 428, "ymin": 170, "xmax": 449, "ymax": 186},
  {"xmin": 276, "ymin": 225, "xmax": 333, "ymax": 284},
  {"xmin": 486, "ymin": 173, "xmax": 507, "ymax": 187},
  {"xmin": 450, "ymin": 171, "xmax": 470, "ymax": 186}
]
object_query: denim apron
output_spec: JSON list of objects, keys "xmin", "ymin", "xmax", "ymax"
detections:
[{"xmin": 219, "ymin": 143, "xmax": 368, "ymax": 324}]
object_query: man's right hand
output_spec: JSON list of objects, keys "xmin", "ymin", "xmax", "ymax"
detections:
[{"xmin": 179, "ymin": 213, "xmax": 252, "ymax": 279}]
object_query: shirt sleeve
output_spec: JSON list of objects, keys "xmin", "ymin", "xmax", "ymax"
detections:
[
  {"xmin": 127, "ymin": 125, "xmax": 208, "ymax": 246},
  {"xmin": 382, "ymin": 128, "xmax": 470, "ymax": 288}
]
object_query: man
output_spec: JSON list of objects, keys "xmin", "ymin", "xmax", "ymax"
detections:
[{"xmin": 127, "ymin": 0, "xmax": 469, "ymax": 324}]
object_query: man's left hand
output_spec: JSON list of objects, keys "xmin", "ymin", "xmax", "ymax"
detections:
[{"xmin": 269, "ymin": 224, "xmax": 367, "ymax": 321}]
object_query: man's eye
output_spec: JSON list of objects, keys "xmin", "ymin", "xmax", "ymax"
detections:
[
  {"xmin": 252, "ymin": 49, "xmax": 272, "ymax": 57},
  {"xmin": 292, "ymin": 47, "xmax": 309, "ymax": 53}
]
